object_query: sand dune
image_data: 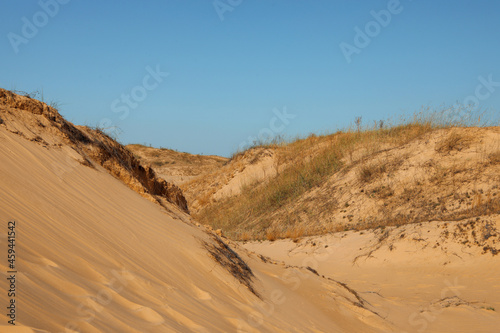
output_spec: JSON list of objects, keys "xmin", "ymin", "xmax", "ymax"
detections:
[
  {"xmin": 0, "ymin": 125, "xmax": 389, "ymax": 332},
  {"xmin": 0, "ymin": 90, "xmax": 395, "ymax": 332},
  {"xmin": 127, "ymin": 144, "xmax": 228, "ymax": 186},
  {"xmin": 1, "ymin": 89, "xmax": 499, "ymax": 332},
  {"xmin": 181, "ymin": 125, "xmax": 500, "ymax": 240}
]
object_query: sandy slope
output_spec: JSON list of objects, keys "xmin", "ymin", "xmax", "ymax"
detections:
[
  {"xmin": 244, "ymin": 218, "xmax": 500, "ymax": 333},
  {"xmin": 186, "ymin": 126, "xmax": 500, "ymax": 240},
  {"xmin": 127, "ymin": 144, "xmax": 228, "ymax": 186},
  {"xmin": 0, "ymin": 91, "xmax": 394, "ymax": 332},
  {"xmin": 179, "ymin": 148, "xmax": 277, "ymax": 214}
]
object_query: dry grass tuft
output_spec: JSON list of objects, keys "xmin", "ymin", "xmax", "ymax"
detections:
[
  {"xmin": 430, "ymin": 163, "xmax": 465, "ymax": 184},
  {"xmin": 358, "ymin": 161, "xmax": 387, "ymax": 183},
  {"xmin": 284, "ymin": 225, "xmax": 306, "ymax": 240},
  {"xmin": 435, "ymin": 131, "xmax": 473, "ymax": 154},
  {"xmin": 265, "ymin": 227, "xmax": 280, "ymax": 241},
  {"xmin": 237, "ymin": 231, "xmax": 252, "ymax": 242}
]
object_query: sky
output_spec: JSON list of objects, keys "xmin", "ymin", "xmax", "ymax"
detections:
[{"xmin": 1, "ymin": 0, "xmax": 499, "ymax": 157}]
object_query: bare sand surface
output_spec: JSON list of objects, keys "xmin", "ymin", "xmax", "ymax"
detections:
[{"xmin": 243, "ymin": 218, "xmax": 500, "ymax": 333}]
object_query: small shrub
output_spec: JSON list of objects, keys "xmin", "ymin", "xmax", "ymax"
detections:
[{"xmin": 49, "ymin": 100, "xmax": 60, "ymax": 110}]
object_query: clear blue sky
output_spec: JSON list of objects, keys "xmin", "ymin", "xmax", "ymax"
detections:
[{"xmin": 1, "ymin": 1, "xmax": 499, "ymax": 156}]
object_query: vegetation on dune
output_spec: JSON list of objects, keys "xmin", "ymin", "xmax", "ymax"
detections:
[{"xmin": 192, "ymin": 106, "xmax": 500, "ymax": 241}]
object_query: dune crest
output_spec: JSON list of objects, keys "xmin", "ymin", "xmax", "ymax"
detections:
[{"xmin": 0, "ymin": 88, "xmax": 188, "ymax": 213}]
